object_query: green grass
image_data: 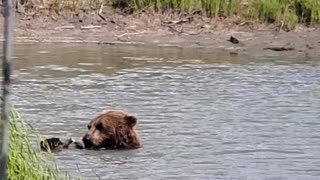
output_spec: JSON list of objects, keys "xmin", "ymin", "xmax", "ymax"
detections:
[
  {"xmin": 128, "ymin": 0, "xmax": 320, "ymax": 30},
  {"xmin": 15, "ymin": 0, "xmax": 320, "ymax": 30},
  {"xmin": 248, "ymin": 0, "xmax": 299, "ymax": 30},
  {"xmin": 6, "ymin": 108, "xmax": 76, "ymax": 180},
  {"xmin": 130, "ymin": 0, "xmax": 241, "ymax": 16},
  {"xmin": 297, "ymin": 0, "xmax": 320, "ymax": 24},
  {"xmin": 248, "ymin": 0, "xmax": 320, "ymax": 30},
  {"xmin": 200, "ymin": 0, "xmax": 241, "ymax": 17}
]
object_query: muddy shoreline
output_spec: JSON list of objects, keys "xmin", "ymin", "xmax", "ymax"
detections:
[{"xmin": 1, "ymin": 8, "xmax": 320, "ymax": 58}]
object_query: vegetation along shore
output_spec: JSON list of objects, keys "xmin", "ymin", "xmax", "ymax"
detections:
[
  {"xmin": 12, "ymin": 0, "xmax": 320, "ymax": 30},
  {"xmin": 7, "ymin": 108, "xmax": 76, "ymax": 179},
  {"xmin": 0, "ymin": 0, "xmax": 316, "ymax": 59}
]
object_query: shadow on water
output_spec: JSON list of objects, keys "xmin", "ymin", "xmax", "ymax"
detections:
[{"xmin": 10, "ymin": 43, "xmax": 320, "ymax": 180}]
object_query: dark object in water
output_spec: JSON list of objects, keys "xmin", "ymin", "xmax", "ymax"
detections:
[
  {"xmin": 306, "ymin": 44, "xmax": 314, "ymax": 49},
  {"xmin": 40, "ymin": 137, "xmax": 79, "ymax": 152},
  {"xmin": 40, "ymin": 138, "xmax": 73, "ymax": 152},
  {"xmin": 229, "ymin": 51, "xmax": 238, "ymax": 56},
  {"xmin": 264, "ymin": 47, "xmax": 295, "ymax": 51},
  {"xmin": 228, "ymin": 36, "xmax": 240, "ymax": 44},
  {"xmin": 74, "ymin": 141, "xmax": 84, "ymax": 149}
]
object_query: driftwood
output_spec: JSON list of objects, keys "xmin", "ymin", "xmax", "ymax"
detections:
[
  {"xmin": 54, "ymin": 26, "xmax": 75, "ymax": 30},
  {"xmin": 161, "ymin": 16, "xmax": 193, "ymax": 25},
  {"xmin": 80, "ymin": 26, "xmax": 101, "ymax": 30},
  {"xmin": 264, "ymin": 47, "xmax": 295, "ymax": 51},
  {"xmin": 98, "ymin": 4, "xmax": 107, "ymax": 21},
  {"xmin": 160, "ymin": 15, "xmax": 203, "ymax": 35},
  {"xmin": 117, "ymin": 31, "xmax": 146, "ymax": 38}
]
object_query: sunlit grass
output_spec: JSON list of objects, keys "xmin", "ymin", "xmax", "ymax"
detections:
[
  {"xmin": 297, "ymin": 0, "xmax": 320, "ymax": 24},
  {"xmin": 249, "ymin": 0, "xmax": 320, "ymax": 30},
  {"xmin": 248, "ymin": 0, "xmax": 299, "ymax": 30},
  {"xmin": 6, "ymin": 108, "xmax": 76, "ymax": 179},
  {"xmin": 129, "ymin": 0, "xmax": 319, "ymax": 30}
]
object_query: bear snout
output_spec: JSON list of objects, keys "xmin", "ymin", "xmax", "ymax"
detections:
[{"xmin": 82, "ymin": 134, "xmax": 93, "ymax": 148}]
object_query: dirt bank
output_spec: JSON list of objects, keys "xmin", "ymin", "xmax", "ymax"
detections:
[{"xmin": 1, "ymin": 7, "xmax": 320, "ymax": 58}]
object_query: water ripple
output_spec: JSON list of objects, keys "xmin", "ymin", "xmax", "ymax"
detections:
[{"xmin": 10, "ymin": 45, "xmax": 320, "ymax": 180}]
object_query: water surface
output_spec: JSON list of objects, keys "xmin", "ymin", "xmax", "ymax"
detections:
[{"xmin": 11, "ymin": 44, "xmax": 320, "ymax": 180}]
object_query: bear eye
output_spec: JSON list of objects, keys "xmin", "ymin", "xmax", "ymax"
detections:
[
  {"xmin": 87, "ymin": 125, "xmax": 91, "ymax": 130},
  {"xmin": 96, "ymin": 123, "xmax": 103, "ymax": 131}
]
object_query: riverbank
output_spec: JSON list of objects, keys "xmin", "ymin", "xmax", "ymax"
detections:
[{"xmin": 2, "ymin": 6, "xmax": 320, "ymax": 59}]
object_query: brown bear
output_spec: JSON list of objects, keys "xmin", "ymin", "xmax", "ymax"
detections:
[{"xmin": 82, "ymin": 110, "xmax": 141, "ymax": 150}]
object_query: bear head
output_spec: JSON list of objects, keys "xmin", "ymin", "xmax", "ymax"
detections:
[{"xmin": 82, "ymin": 110, "xmax": 141, "ymax": 150}]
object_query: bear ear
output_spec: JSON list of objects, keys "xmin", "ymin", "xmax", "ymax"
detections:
[{"xmin": 124, "ymin": 115, "xmax": 137, "ymax": 127}]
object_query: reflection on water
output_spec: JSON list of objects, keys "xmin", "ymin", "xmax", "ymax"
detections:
[{"xmin": 10, "ymin": 44, "xmax": 320, "ymax": 180}]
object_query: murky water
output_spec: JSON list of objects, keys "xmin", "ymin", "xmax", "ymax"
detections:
[{"xmin": 10, "ymin": 44, "xmax": 320, "ymax": 180}]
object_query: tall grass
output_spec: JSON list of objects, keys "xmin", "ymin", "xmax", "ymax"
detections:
[
  {"xmin": 14, "ymin": 0, "xmax": 320, "ymax": 30},
  {"xmin": 297, "ymin": 0, "xmax": 320, "ymax": 24},
  {"xmin": 248, "ymin": 0, "xmax": 299, "ymax": 30},
  {"xmin": 200, "ymin": 0, "xmax": 241, "ymax": 17},
  {"xmin": 132, "ymin": 0, "xmax": 192, "ymax": 11},
  {"xmin": 130, "ymin": 0, "xmax": 241, "ymax": 16},
  {"xmin": 248, "ymin": 0, "xmax": 320, "ymax": 30},
  {"xmin": 131, "ymin": 0, "xmax": 320, "ymax": 30},
  {"xmin": 6, "ymin": 108, "xmax": 75, "ymax": 179}
]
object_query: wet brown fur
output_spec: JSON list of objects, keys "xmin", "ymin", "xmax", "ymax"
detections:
[{"xmin": 82, "ymin": 110, "xmax": 141, "ymax": 150}]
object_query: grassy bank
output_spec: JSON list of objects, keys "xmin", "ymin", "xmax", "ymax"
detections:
[
  {"xmin": 128, "ymin": 0, "xmax": 320, "ymax": 30},
  {"xmin": 16, "ymin": 0, "xmax": 320, "ymax": 30},
  {"xmin": 248, "ymin": 0, "xmax": 320, "ymax": 30},
  {"xmin": 6, "ymin": 108, "xmax": 74, "ymax": 179}
]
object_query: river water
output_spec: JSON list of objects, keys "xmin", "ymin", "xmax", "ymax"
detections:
[{"xmin": 11, "ymin": 44, "xmax": 320, "ymax": 180}]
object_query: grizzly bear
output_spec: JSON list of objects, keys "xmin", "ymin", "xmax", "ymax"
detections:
[{"xmin": 82, "ymin": 110, "xmax": 141, "ymax": 150}]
